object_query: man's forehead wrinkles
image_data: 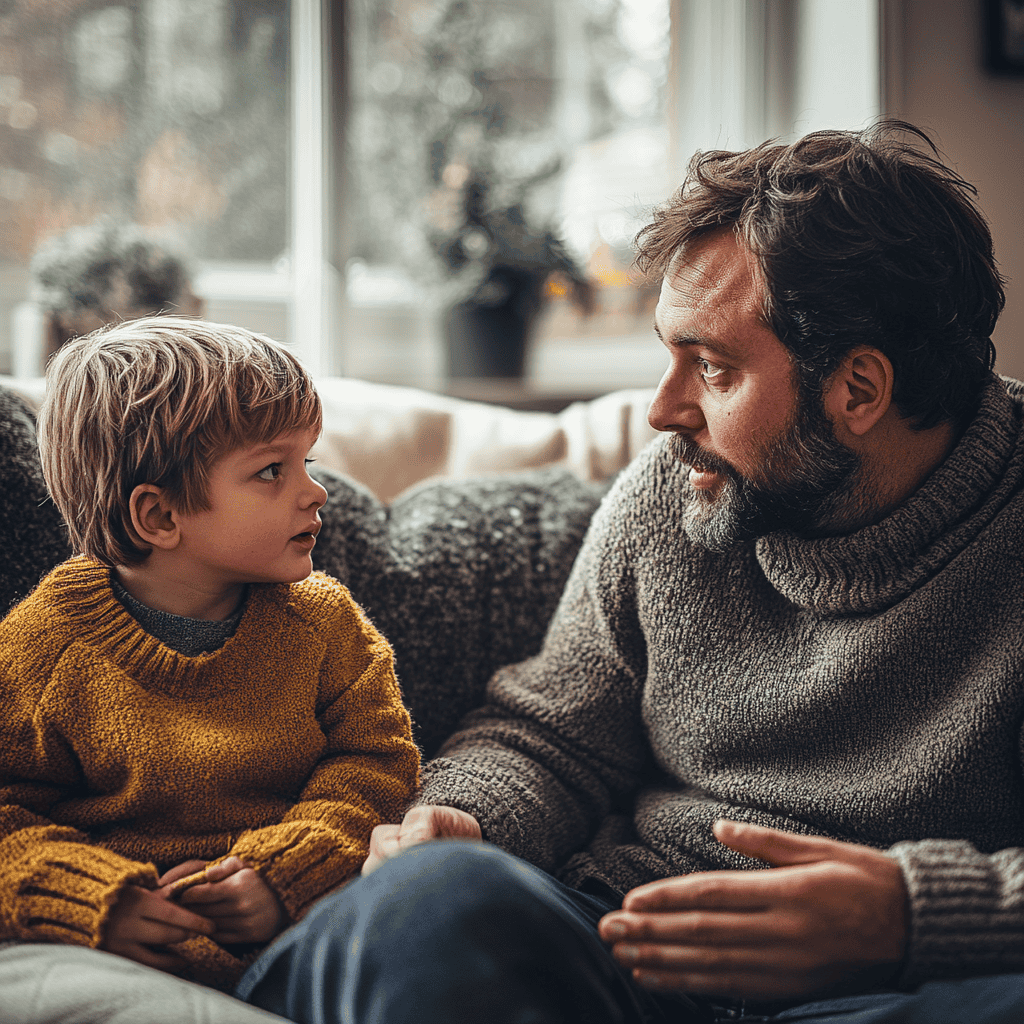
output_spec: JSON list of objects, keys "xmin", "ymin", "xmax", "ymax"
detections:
[
  {"xmin": 670, "ymin": 260, "xmax": 755, "ymax": 305},
  {"xmin": 666, "ymin": 234, "xmax": 766, "ymax": 309},
  {"xmin": 656, "ymin": 285, "xmax": 765, "ymax": 344}
]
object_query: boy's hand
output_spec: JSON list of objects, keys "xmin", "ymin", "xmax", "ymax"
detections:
[
  {"xmin": 156, "ymin": 859, "xmax": 210, "ymax": 893},
  {"xmin": 103, "ymin": 884, "xmax": 215, "ymax": 971},
  {"xmin": 173, "ymin": 855, "xmax": 290, "ymax": 944}
]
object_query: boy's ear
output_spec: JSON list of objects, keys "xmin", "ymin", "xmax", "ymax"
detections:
[
  {"xmin": 822, "ymin": 346, "xmax": 894, "ymax": 437},
  {"xmin": 128, "ymin": 484, "xmax": 181, "ymax": 551}
]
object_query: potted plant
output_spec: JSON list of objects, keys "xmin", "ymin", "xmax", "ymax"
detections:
[
  {"xmin": 348, "ymin": 0, "xmax": 601, "ymax": 381},
  {"xmin": 423, "ymin": 161, "xmax": 594, "ymax": 379}
]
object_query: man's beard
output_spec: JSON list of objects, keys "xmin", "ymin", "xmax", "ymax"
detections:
[{"xmin": 669, "ymin": 388, "xmax": 866, "ymax": 552}]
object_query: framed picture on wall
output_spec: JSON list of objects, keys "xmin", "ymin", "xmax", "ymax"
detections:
[{"xmin": 985, "ymin": 0, "xmax": 1024, "ymax": 74}]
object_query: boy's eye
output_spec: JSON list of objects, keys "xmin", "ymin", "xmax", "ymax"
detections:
[{"xmin": 257, "ymin": 464, "xmax": 281, "ymax": 481}]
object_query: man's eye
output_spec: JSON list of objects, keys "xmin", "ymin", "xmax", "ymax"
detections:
[
  {"xmin": 699, "ymin": 359, "xmax": 725, "ymax": 382},
  {"xmin": 257, "ymin": 464, "xmax": 281, "ymax": 481}
]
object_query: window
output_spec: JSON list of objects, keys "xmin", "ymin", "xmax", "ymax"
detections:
[
  {"xmin": 1, "ymin": 0, "xmax": 880, "ymax": 396},
  {"xmin": 0, "ymin": 0, "xmax": 295, "ymax": 375},
  {"xmin": 344, "ymin": 0, "xmax": 675, "ymax": 398}
]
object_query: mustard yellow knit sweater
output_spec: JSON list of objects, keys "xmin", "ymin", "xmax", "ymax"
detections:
[{"xmin": 0, "ymin": 557, "xmax": 419, "ymax": 988}]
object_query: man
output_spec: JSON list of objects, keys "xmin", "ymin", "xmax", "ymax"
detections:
[{"xmin": 236, "ymin": 122, "xmax": 1024, "ymax": 1023}]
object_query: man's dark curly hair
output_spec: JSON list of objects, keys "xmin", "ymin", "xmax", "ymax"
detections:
[{"xmin": 634, "ymin": 121, "xmax": 1005, "ymax": 429}]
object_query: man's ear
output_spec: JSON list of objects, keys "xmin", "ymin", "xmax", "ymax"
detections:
[
  {"xmin": 128, "ymin": 484, "xmax": 181, "ymax": 551},
  {"xmin": 822, "ymin": 346, "xmax": 894, "ymax": 437}
]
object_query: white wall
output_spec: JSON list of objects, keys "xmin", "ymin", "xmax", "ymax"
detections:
[
  {"xmin": 671, "ymin": 0, "xmax": 880, "ymax": 167},
  {"xmin": 888, "ymin": 0, "xmax": 1024, "ymax": 381},
  {"xmin": 792, "ymin": 0, "xmax": 879, "ymax": 134}
]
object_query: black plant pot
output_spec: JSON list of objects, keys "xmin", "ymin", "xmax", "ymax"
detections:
[
  {"xmin": 443, "ymin": 300, "xmax": 531, "ymax": 379},
  {"xmin": 443, "ymin": 270, "xmax": 546, "ymax": 379}
]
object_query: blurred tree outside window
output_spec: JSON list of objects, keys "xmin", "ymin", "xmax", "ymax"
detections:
[
  {"xmin": 0, "ymin": 0, "xmax": 290, "ymax": 373},
  {"xmin": 344, "ymin": 0, "xmax": 674, "ymax": 393}
]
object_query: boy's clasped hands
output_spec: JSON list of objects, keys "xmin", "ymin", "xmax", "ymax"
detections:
[{"xmin": 103, "ymin": 857, "xmax": 289, "ymax": 971}]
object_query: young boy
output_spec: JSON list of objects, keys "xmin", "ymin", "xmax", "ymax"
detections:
[{"xmin": 0, "ymin": 316, "xmax": 420, "ymax": 994}]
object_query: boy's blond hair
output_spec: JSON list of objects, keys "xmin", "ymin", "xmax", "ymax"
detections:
[{"xmin": 37, "ymin": 315, "xmax": 323, "ymax": 567}]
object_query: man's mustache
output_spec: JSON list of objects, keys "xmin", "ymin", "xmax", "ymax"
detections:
[{"xmin": 667, "ymin": 433, "xmax": 737, "ymax": 479}]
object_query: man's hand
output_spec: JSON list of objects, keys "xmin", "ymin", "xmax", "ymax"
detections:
[
  {"xmin": 167, "ymin": 856, "xmax": 289, "ymax": 944},
  {"xmin": 363, "ymin": 805, "xmax": 482, "ymax": 875},
  {"xmin": 103, "ymin": 884, "xmax": 215, "ymax": 971},
  {"xmin": 598, "ymin": 819, "xmax": 908, "ymax": 1001}
]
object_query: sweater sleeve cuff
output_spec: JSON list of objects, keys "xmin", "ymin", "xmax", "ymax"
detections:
[
  {"xmin": 417, "ymin": 758, "xmax": 537, "ymax": 861},
  {"xmin": 11, "ymin": 843, "xmax": 157, "ymax": 948},
  {"xmin": 229, "ymin": 823, "xmax": 365, "ymax": 920},
  {"xmin": 888, "ymin": 839, "xmax": 1024, "ymax": 988}
]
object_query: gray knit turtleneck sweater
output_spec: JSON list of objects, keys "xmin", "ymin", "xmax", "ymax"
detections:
[{"xmin": 420, "ymin": 374, "xmax": 1024, "ymax": 989}]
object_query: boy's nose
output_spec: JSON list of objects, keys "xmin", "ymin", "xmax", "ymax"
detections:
[{"xmin": 305, "ymin": 477, "xmax": 329, "ymax": 510}]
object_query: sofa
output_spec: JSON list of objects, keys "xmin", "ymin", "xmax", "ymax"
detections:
[{"xmin": 0, "ymin": 373, "xmax": 657, "ymax": 760}]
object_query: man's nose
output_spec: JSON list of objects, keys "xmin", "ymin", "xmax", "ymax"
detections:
[{"xmin": 647, "ymin": 361, "xmax": 706, "ymax": 435}]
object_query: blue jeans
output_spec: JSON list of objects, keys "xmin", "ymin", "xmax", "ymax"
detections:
[{"xmin": 236, "ymin": 841, "xmax": 1024, "ymax": 1024}]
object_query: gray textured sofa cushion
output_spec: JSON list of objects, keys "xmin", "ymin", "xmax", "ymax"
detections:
[
  {"xmin": 0, "ymin": 386, "xmax": 71, "ymax": 615},
  {"xmin": 310, "ymin": 465, "xmax": 606, "ymax": 756}
]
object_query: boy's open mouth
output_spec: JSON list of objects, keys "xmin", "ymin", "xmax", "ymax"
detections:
[{"xmin": 290, "ymin": 526, "xmax": 320, "ymax": 546}]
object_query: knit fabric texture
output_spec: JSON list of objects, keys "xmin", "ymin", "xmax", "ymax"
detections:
[
  {"xmin": 110, "ymin": 573, "xmax": 244, "ymax": 655},
  {"xmin": 0, "ymin": 387, "xmax": 70, "ymax": 615},
  {"xmin": 420, "ymin": 374, "xmax": 1024, "ymax": 990},
  {"xmin": 310, "ymin": 466, "xmax": 608, "ymax": 756},
  {"xmin": 0, "ymin": 559, "xmax": 419, "ymax": 989}
]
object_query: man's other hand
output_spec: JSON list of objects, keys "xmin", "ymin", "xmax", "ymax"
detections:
[
  {"xmin": 598, "ymin": 819, "xmax": 908, "ymax": 1001},
  {"xmin": 363, "ymin": 805, "xmax": 482, "ymax": 875}
]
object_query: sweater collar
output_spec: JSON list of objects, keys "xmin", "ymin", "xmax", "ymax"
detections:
[
  {"xmin": 49, "ymin": 558, "xmax": 277, "ymax": 692},
  {"xmin": 754, "ymin": 375, "xmax": 1024, "ymax": 614}
]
